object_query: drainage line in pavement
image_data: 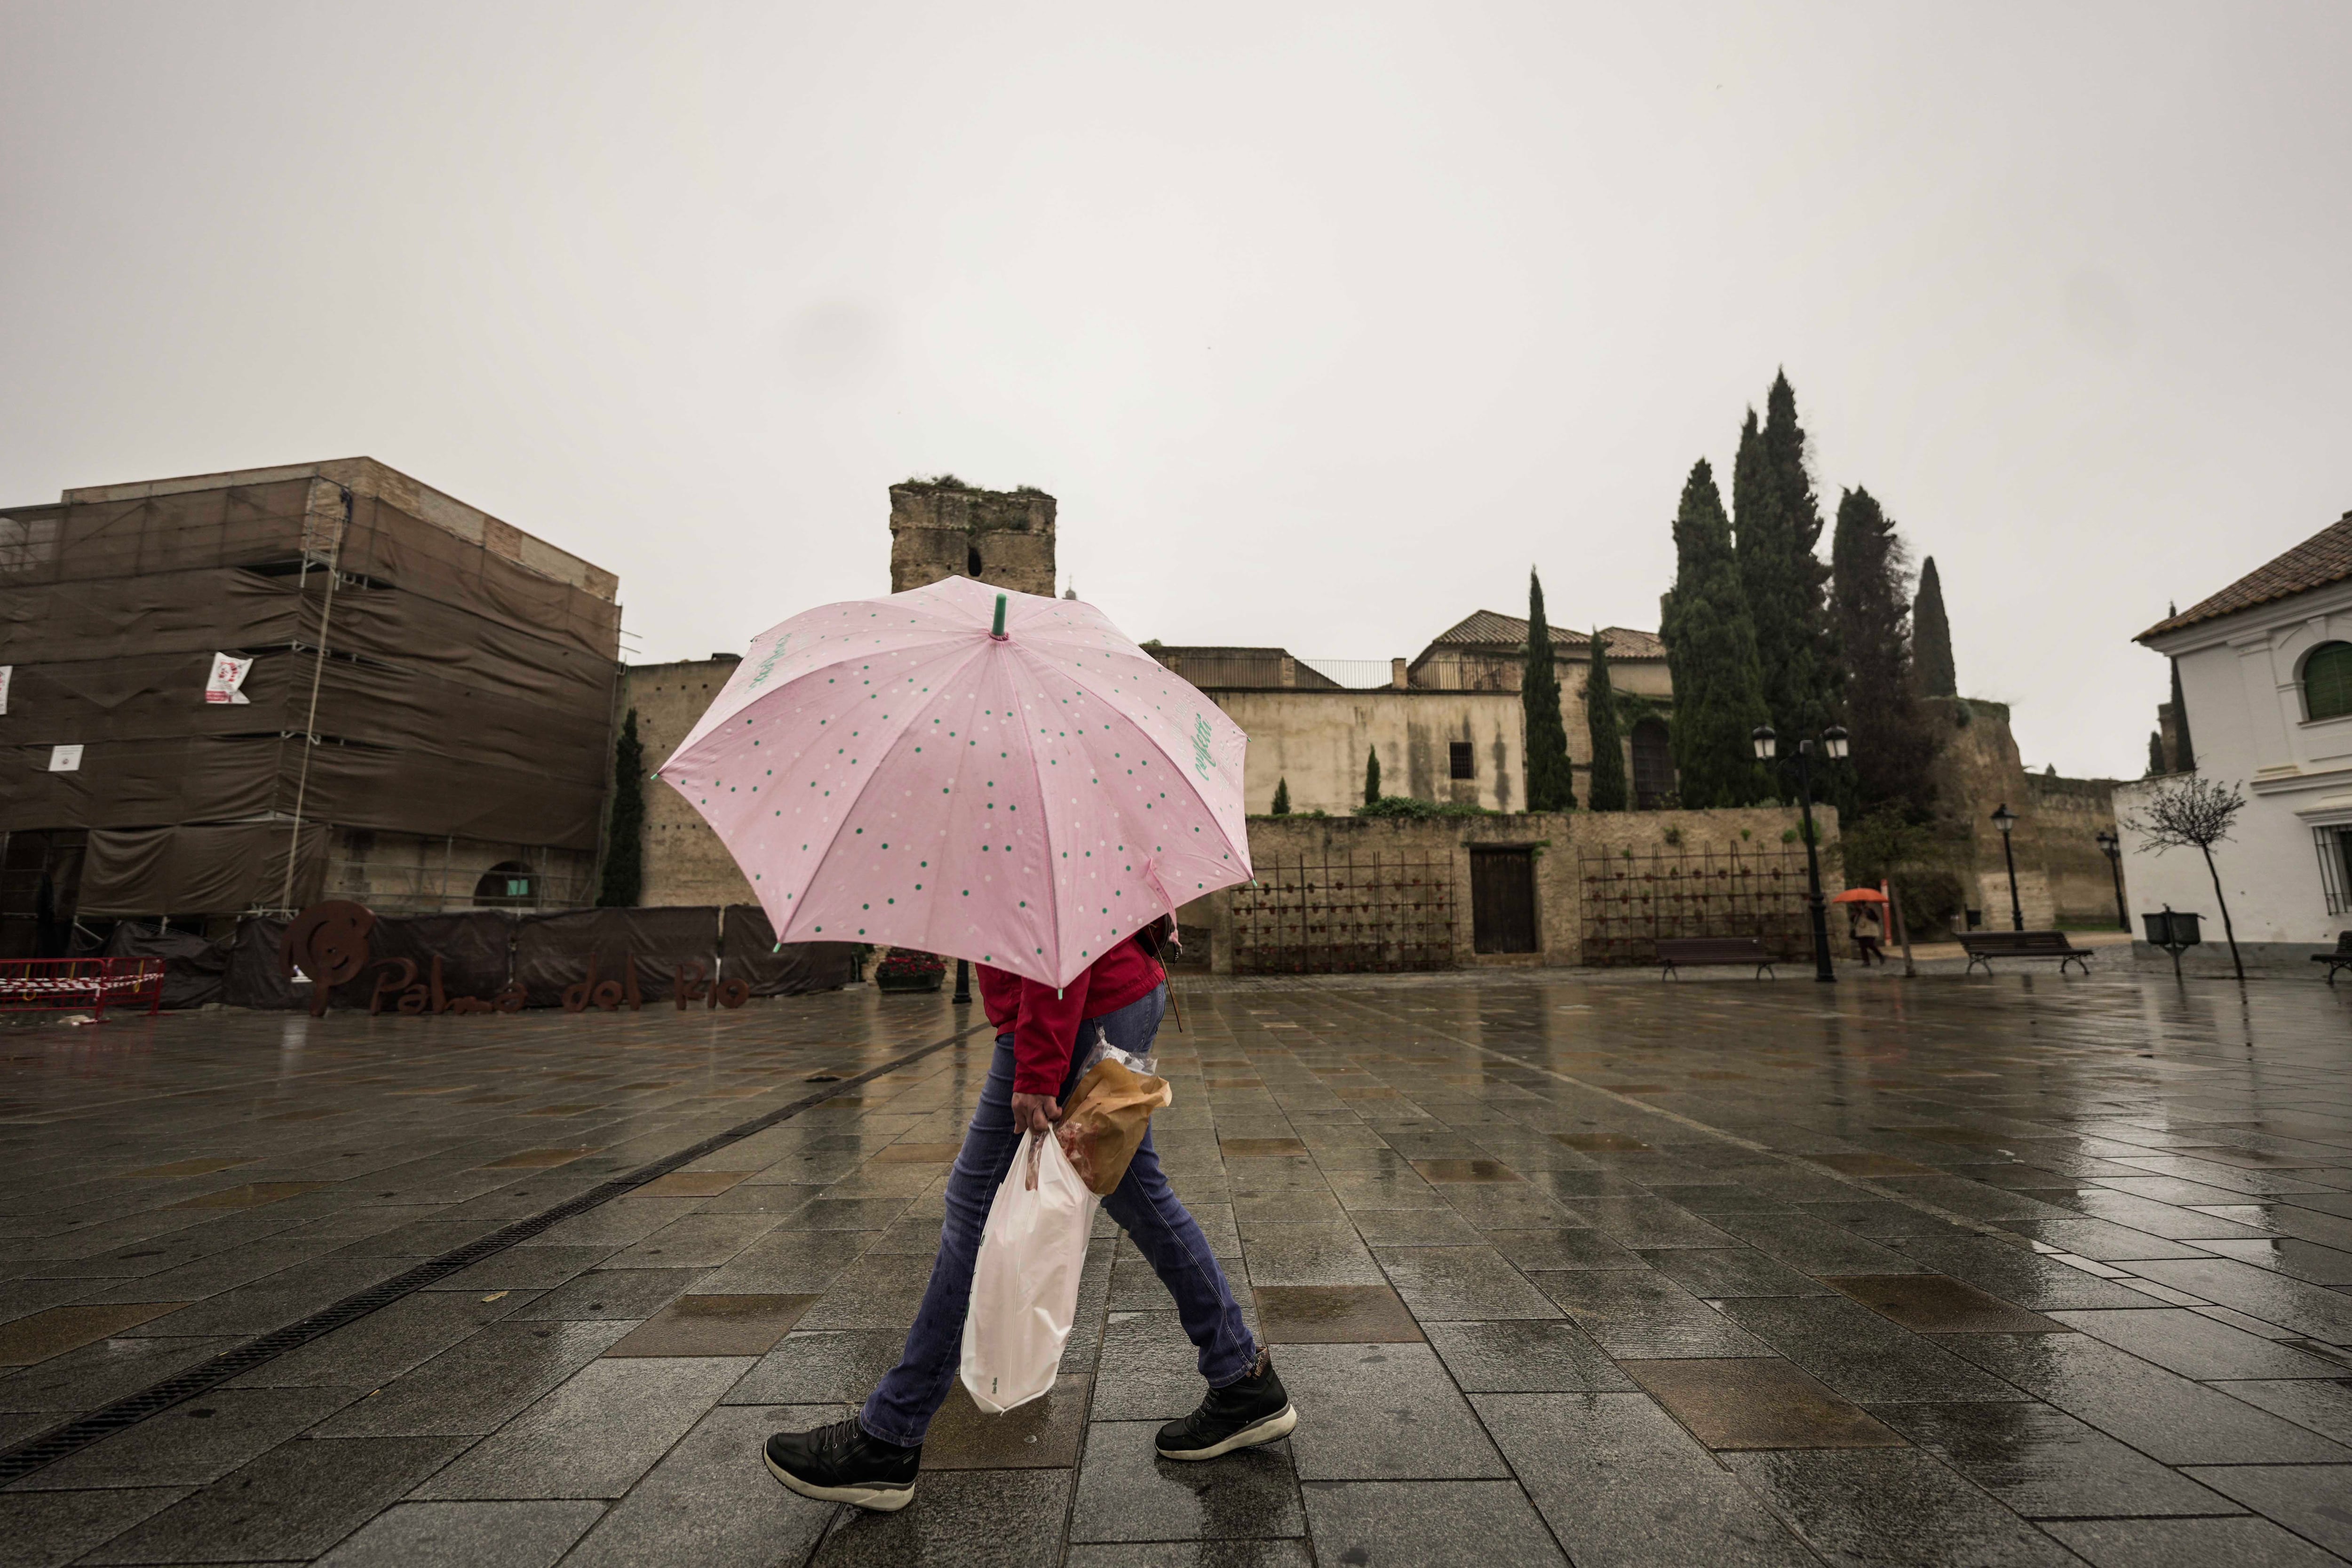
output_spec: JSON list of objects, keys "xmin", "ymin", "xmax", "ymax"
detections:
[{"xmin": 0, "ymin": 1019, "xmax": 993, "ymax": 1485}]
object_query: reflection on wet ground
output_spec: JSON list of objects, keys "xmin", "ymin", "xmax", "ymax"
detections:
[{"xmin": 1, "ymin": 971, "xmax": 2349, "ymax": 1564}]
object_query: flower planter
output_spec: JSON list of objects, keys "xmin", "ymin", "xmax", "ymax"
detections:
[{"xmin": 876, "ymin": 970, "xmax": 944, "ymax": 994}]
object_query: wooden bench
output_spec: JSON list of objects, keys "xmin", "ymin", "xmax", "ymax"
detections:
[
  {"xmin": 2312, "ymin": 932, "xmax": 2352, "ymax": 984},
  {"xmin": 1959, "ymin": 931, "xmax": 2094, "ymax": 975},
  {"xmin": 1656, "ymin": 937, "xmax": 1776, "ymax": 980}
]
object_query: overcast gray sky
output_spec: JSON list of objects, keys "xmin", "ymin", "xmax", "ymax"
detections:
[{"xmin": 4, "ymin": 1, "xmax": 2346, "ymax": 779}]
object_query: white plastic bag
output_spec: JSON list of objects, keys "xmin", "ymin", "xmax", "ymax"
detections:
[{"xmin": 959, "ymin": 1129, "xmax": 1101, "ymax": 1414}]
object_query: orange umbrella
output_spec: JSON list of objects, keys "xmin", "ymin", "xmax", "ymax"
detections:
[{"xmin": 1829, "ymin": 887, "xmax": 1888, "ymax": 904}]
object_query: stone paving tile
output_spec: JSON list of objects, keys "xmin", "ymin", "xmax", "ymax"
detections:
[
  {"xmin": 925, "ymin": 1374, "xmax": 1090, "ymax": 1468},
  {"xmin": 411, "ymin": 1356, "xmax": 753, "ymax": 1501},
  {"xmin": 508, "ymin": 1267, "xmax": 706, "ymax": 1321},
  {"xmin": 313, "ymin": 1320, "xmax": 636, "ymax": 1438},
  {"xmin": 2041, "ymin": 1515, "xmax": 2351, "ymax": 1568},
  {"xmin": 2047, "ymin": 1306, "xmax": 2347, "ymax": 1380},
  {"xmin": 1870, "ymin": 1398, "xmax": 2234, "ymax": 1517},
  {"xmin": 2207, "ymin": 1377, "xmax": 2352, "ymax": 1446},
  {"xmin": 0, "ymin": 1487, "xmax": 191, "ymax": 1568},
  {"xmin": 1369, "ymin": 1246, "xmax": 1561, "ymax": 1321},
  {"xmin": 2178, "ymin": 1464, "xmax": 2352, "ymax": 1559},
  {"xmin": 82, "ymin": 1435, "xmax": 466, "ymax": 1563},
  {"xmin": 1276, "ymin": 1343, "xmax": 1506, "ymax": 1481},
  {"xmin": 1638, "ymin": 1246, "xmax": 1835, "ymax": 1298},
  {"xmin": 312, "ymin": 1498, "xmax": 604, "ymax": 1567},
  {"xmin": 0, "ymin": 1305, "xmax": 183, "ymax": 1367},
  {"xmin": 1721, "ymin": 1448, "xmax": 2087, "ymax": 1567},
  {"xmin": 561, "ymin": 1403, "xmax": 834, "ymax": 1568},
  {"xmin": 1472, "ymin": 1391, "xmax": 1819, "ymax": 1567},
  {"xmin": 1826, "ymin": 1273, "xmax": 2067, "ymax": 1334},
  {"xmin": 1623, "ymin": 1356, "xmax": 1902, "ymax": 1449},
  {"xmin": 1070, "ymin": 1421, "xmax": 1304, "ymax": 1543},
  {"xmin": 808, "ymin": 1467, "xmax": 1070, "ymax": 1566},
  {"xmin": 14, "ymin": 1386, "xmax": 355, "ymax": 1491},
  {"xmin": 1422, "ymin": 1320, "xmax": 1635, "ymax": 1393},
  {"xmin": 603, "ymin": 1293, "xmax": 817, "ymax": 1357},
  {"xmin": 1299, "ymin": 1478, "xmax": 1566, "ymax": 1566},
  {"xmin": 1943, "ymin": 1332, "xmax": 2352, "ymax": 1464},
  {"xmin": 1535, "ymin": 1270, "xmax": 1772, "ymax": 1358},
  {"xmin": 0, "ymin": 1335, "xmax": 243, "ymax": 1417}
]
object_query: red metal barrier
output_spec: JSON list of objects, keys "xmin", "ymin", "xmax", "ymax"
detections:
[{"xmin": 0, "ymin": 958, "xmax": 165, "ymax": 1020}]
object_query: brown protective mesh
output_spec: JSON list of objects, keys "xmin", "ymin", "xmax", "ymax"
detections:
[
  {"xmin": 721, "ymin": 905, "xmax": 858, "ymax": 996},
  {"xmin": 514, "ymin": 907, "xmax": 723, "ymax": 1007},
  {"xmin": 78, "ymin": 823, "xmax": 326, "ymax": 916}
]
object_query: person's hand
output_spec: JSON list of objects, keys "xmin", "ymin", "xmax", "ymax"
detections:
[{"xmin": 1010, "ymin": 1093, "xmax": 1061, "ymax": 1135}]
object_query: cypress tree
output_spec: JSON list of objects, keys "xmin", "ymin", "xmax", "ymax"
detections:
[
  {"xmin": 1364, "ymin": 746, "xmax": 1381, "ymax": 808},
  {"xmin": 1829, "ymin": 488, "xmax": 1938, "ymax": 819},
  {"xmin": 1913, "ymin": 555, "xmax": 1957, "ymax": 697},
  {"xmin": 1736, "ymin": 375, "xmax": 1839, "ymax": 756},
  {"xmin": 1523, "ymin": 569, "xmax": 1576, "ymax": 812},
  {"xmin": 2147, "ymin": 732, "xmax": 2166, "ymax": 778},
  {"xmin": 1659, "ymin": 459, "xmax": 1772, "ymax": 807},
  {"xmin": 597, "ymin": 709, "xmax": 645, "ymax": 907},
  {"xmin": 1271, "ymin": 778, "xmax": 1291, "ymax": 815},
  {"xmin": 1584, "ymin": 629, "xmax": 1628, "ymax": 811}
]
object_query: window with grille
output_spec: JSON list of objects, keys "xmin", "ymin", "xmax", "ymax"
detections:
[
  {"xmin": 1449, "ymin": 741, "xmax": 1475, "ymax": 780},
  {"xmin": 2317, "ymin": 827, "xmax": 2352, "ymax": 915},
  {"xmin": 2304, "ymin": 642, "xmax": 2352, "ymax": 721}
]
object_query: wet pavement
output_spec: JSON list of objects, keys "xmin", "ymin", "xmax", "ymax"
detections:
[{"xmin": 1, "ymin": 970, "xmax": 2350, "ymax": 1566}]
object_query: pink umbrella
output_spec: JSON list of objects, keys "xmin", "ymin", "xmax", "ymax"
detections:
[{"xmin": 657, "ymin": 576, "xmax": 1252, "ymax": 988}]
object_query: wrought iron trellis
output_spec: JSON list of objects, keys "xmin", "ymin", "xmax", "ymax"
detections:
[
  {"xmin": 1232, "ymin": 852, "xmax": 1454, "ymax": 975},
  {"xmin": 1578, "ymin": 843, "xmax": 1814, "ymax": 967}
]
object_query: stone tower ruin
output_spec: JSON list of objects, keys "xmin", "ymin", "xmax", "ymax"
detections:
[{"xmin": 888, "ymin": 480, "xmax": 1057, "ymax": 597}]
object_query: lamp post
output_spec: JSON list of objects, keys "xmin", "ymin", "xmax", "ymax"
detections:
[
  {"xmin": 2095, "ymin": 828, "xmax": 2128, "ymax": 931},
  {"xmin": 1991, "ymin": 804, "xmax": 2024, "ymax": 931},
  {"xmin": 952, "ymin": 957, "xmax": 972, "ymax": 1006},
  {"xmin": 1753, "ymin": 723, "xmax": 1849, "ymax": 983}
]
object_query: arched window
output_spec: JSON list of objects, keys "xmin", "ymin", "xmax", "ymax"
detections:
[
  {"xmin": 2305, "ymin": 642, "xmax": 2352, "ymax": 721},
  {"xmin": 473, "ymin": 861, "xmax": 535, "ymax": 907},
  {"xmin": 967, "ymin": 545, "xmax": 983, "ymax": 577}
]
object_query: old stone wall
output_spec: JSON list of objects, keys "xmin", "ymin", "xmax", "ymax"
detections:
[
  {"xmin": 322, "ymin": 829, "xmax": 596, "ymax": 914},
  {"xmin": 1919, "ymin": 697, "xmax": 2119, "ymax": 933},
  {"xmin": 1206, "ymin": 690, "xmax": 1526, "ymax": 815},
  {"xmin": 1178, "ymin": 803, "xmax": 1829, "ymax": 971},
  {"xmin": 888, "ymin": 483, "xmax": 1056, "ymax": 597},
  {"xmin": 622, "ymin": 656, "xmax": 756, "ymax": 907}
]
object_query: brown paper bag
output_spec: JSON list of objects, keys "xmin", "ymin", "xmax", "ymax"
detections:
[{"xmin": 1055, "ymin": 1057, "xmax": 1174, "ymax": 1196}]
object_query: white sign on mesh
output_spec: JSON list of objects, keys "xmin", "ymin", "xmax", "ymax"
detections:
[
  {"xmin": 0, "ymin": 665, "xmax": 10, "ymax": 716},
  {"xmin": 205, "ymin": 652, "xmax": 253, "ymax": 705},
  {"xmin": 48, "ymin": 745, "xmax": 81, "ymax": 772}
]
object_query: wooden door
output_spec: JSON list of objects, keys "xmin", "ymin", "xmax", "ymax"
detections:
[{"xmin": 1470, "ymin": 848, "xmax": 1538, "ymax": 954}]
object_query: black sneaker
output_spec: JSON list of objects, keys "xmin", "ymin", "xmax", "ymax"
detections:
[
  {"xmin": 763, "ymin": 1417, "xmax": 920, "ymax": 1511},
  {"xmin": 1156, "ymin": 1349, "xmax": 1297, "ymax": 1460}
]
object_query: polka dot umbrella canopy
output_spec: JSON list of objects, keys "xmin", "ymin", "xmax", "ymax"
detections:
[{"xmin": 657, "ymin": 575, "xmax": 1252, "ymax": 989}]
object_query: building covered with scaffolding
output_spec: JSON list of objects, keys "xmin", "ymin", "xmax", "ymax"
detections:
[{"xmin": 0, "ymin": 459, "xmax": 621, "ymax": 953}]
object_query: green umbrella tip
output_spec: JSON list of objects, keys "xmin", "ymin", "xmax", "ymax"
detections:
[{"xmin": 991, "ymin": 594, "xmax": 1008, "ymax": 639}]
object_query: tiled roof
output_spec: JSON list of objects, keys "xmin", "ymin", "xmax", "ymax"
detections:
[
  {"xmin": 1422, "ymin": 611, "xmax": 1663, "ymax": 658},
  {"xmin": 2140, "ymin": 510, "xmax": 2352, "ymax": 639}
]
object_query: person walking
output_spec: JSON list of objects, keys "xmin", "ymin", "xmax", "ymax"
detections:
[
  {"xmin": 1849, "ymin": 900, "xmax": 1887, "ymax": 966},
  {"xmin": 762, "ymin": 923, "xmax": 1295, "ymax": 1512}
]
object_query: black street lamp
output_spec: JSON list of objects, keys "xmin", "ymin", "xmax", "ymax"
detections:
[
  {"xmin": 1753, "ymin": 723, "xmax": 1849, "ymax": 983},
  {"xmin": 952, "ymin": 958, "xmax": 972, "ymax": 1005},
  {"xmin": 2094, "ymin": 829, "xmax": 2128, "ymax": 931},
  {"xmin": 1990, "ymin": 804, "xmax": 2024, "ymax": 931}
]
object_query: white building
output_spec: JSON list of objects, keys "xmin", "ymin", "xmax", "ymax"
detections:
[{"xmin": 2119, "ymin": 508, "xmax": 2352, "ymax": 966}]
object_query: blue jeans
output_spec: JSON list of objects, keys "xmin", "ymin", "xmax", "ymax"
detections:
[{"xmin": 860, "ymin": 984, "xmax": 1256, "ymax": 1446}]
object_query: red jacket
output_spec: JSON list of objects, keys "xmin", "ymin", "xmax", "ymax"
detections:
[{"xmin": 978, "ymin": 936, "xmax": 1166, "ymax": 1097}]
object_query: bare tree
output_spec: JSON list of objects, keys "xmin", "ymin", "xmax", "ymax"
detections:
[{"xmin": 2125, "ymin": 776, "xmax": 2247, "ymax": 980}]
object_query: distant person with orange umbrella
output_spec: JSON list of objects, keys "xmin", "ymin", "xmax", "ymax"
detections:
[{"xmin": 1832, "ymin": 887, "xmax": 1888, "ymax": 966}]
